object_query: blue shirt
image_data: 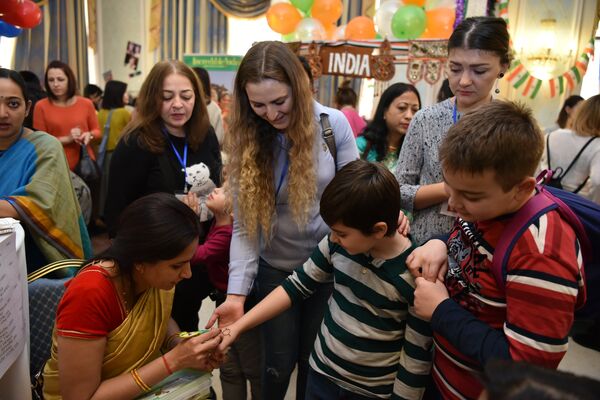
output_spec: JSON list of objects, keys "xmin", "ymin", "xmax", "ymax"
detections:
[{"xmin": 228, "ymin": 101, "xmax": 359, "ymax": 295}]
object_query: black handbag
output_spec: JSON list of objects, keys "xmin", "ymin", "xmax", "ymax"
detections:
[{"xmin": 74, "ymin": 144, "xmax": 101, "ymax": 183}]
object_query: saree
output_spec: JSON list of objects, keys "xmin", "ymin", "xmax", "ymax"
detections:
[
  {"xmin": 42, "ymin": 284, "xmax": 174, "ymax": 399},
  {"xmin": 0, "ymin": 130, "xmax": 92, "ymax": 271}
]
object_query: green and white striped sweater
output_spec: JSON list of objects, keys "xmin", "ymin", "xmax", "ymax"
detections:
[{"xmin": 281, "ymin": 236, "xmax": 433, "ymax": 399}]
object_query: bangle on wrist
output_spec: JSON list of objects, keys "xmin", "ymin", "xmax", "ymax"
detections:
[{"xmin": 130, "ymin": 368, "xmax": 151, "ymax": 392}]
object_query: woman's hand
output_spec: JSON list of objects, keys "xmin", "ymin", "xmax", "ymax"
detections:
[
  {"xmin": 167, "ymin": 328, "xmax": 223, "ymax": 371},
  {"xmin": 406, "ymin": 239, "xmax": 448, "ymax": 282}
]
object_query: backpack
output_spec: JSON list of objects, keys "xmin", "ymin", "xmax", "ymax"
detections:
[
  {"xmin": 320, "ymin": 113, "xmax": 337, "ymax": 171},
  {"xmin": 491, "ymin": 171, "xmax": 600, "ymax": 319},
  {"xmin": 546, "ymin": 132, "xmax": 596, "ymax": 193}
]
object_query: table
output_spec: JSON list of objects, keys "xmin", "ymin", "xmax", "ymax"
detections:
[{"xmin": 0, "ymin": 218, "xmax": 32, "ymax": 400}]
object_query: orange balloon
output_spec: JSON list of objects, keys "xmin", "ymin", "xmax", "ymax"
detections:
[
  {"xmin": 404, "ymin": 0, "xmax": 426, "ymax": 6},
  {"xmin": 311, "ymin": 0, "xmax": 343, "ymax": 26},
  {"xmin": 421, "ymin": 7, "xmax": 455, "ymax": 39},
  {"xmin": 266, "ymin": 3, "xmax": 302, "ymax": 34},
  {"xmin": 345, "ymin": 16, "xmax": 376, "ymax": 40},
  {"xmin": 324, "ymin": 24, "xmax": 338, "ymax": 40}
]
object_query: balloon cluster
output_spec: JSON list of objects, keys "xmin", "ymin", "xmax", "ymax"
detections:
[
  {"xmin": 0, "ymin": 0, "xmax": 43, "ymax": 38},
  {"xmin": 267, "ymin": 0, "xmax": 455, "ymax": 42}
]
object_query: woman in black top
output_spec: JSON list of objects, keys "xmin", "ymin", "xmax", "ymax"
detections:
[{"xmin": 106, "ymin": 60, "xmax": 222, "ymax": 331}]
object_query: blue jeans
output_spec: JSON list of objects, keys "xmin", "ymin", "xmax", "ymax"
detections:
[
  {"xmin": 305, "ymin": 368, "xmax": 375, "ymax": 400},
  {"xmin": 255, "ymin": 258, "xmax": 333, "ymax": 400}
]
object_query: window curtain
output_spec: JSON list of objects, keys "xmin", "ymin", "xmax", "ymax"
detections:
[
  {"xmin": 208, "ymin": 0, "xmax": 269, "ymax": 18},
  {"xmin": 160, "ymin": 0, "xmax": 227, "ymax": 61},
  {"xmin": 317, "ymin": 0, "xmax": 374, "ymax": 109},
  {"xmin": 14, "ymin": 0, "xmax": 89, "ymax": 90}
]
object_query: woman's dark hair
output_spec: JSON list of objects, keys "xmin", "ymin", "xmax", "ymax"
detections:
[
  {"xmin": 335, "ymin": 80, "xmax": 358, "ymax": 108},
  {"xmin": 0, "ymin": 68, "xmax": 29, "ymax": 102},
  {"xmin": 44, "ymin": 60, "xmax": 78, "ymax": 101},
  {"xmin": 448, "ymin": 17, "xmax": 511, "ymax": 65},
  {"xmin": 90, "ymin": 193, "xmax": 201, "ymax": 279},
  {"xmin": 101, "ymin": 80, "xmax": 128, "ymax": 110},
  {"xmin": 361, "ymin": 83, "xmax": 421, "ymax": 161},
  {"xmin": 193, "ymin": 67, "xmax": 212, "ymax": 100},
  {"xmin": 556, "ymin": 95, "xmax": 583, "ymax": 129},
  {"xmin": 437, "ymin": 79, "xmax": 453, "ymax": 103},
  {"xmin": 84, "ymin": 83, "xmax": 103, "ymax": 98},
  {"xmin": 482, "ymin": 360, "xmax": 600, "ymax": 400}
]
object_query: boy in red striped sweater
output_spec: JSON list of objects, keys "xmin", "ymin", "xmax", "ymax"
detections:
[{"xmin": 408, "ymin": 101, "xmax": 586, "ymax": 400}]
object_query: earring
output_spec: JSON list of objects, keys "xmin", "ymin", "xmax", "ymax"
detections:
[{"xmin": 499, "ymin": 72, "xmax": 505, "ymax": 78}]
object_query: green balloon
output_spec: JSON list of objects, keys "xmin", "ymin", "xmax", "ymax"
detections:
[
  {"xmin": 282, "ymin": 32, "xmax": 299, "ymax": 42},
  {"xmin": 391, "ymin": 5, "xmax": 426, "ymax": 40},
  {"xmin": 291, "ymin": 0, "xmax": 314, "ymax": 13}
]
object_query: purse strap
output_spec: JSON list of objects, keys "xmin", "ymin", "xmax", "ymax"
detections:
[{"xmin": 97, "ymin": 110, "xmax": 114, "ymax": 169}]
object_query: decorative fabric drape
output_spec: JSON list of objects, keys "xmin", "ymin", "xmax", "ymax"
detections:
[
  {"xmin": 317, "ymin": 0, "xmax": 373, "ymax": 109},
  {"xmin": 208, "ymin": 0, "xmax": 269, "ymax": 18},
  {"xmin": 160, "ymin": 0, "xmax": 227, "ymax": 61},
  {"xmin": 14, "ymin": 0, "xmax": 89, "ymax": 90}
]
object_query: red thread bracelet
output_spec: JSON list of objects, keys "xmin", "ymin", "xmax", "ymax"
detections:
[{"xmin": 161, "ymin": 354, "xmax": 173, "ymax": 375}]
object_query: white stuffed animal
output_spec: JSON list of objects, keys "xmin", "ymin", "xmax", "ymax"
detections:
[{"xmin": 185, "ymin": 162, "xmax": 216, "ymax": 221}]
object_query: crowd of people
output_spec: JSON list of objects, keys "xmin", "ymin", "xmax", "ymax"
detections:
[{"xmin": 1, "ymin": 14, "xmax": 599, "ymax": 400}]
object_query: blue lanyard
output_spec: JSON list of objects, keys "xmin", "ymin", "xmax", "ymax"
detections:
[
  {"xmin": 452, "ymin": 99, "xmax": 459, "ymax": 124},
  {"xmin": 162, "ymin": 127, "xmax": 188, "ymax": 193},
  {"xmin": 275, "ymin": 135, "xmax": 289, "ymax": 198}
]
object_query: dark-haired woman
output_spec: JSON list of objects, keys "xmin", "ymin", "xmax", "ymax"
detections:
[
  {"xmin": 335, "ymin": 81, "xmax": 366, "ymax": 137},
  {"xmin": 395, "ymin": 17, "xmax": 511, "ymax": 244},
  {"xmin": 95, "ymin": 80, "xmax": 131, "ymax": 221},
  {"xmin": 105, "ymin": 60, "xmax": 221, "ymax": 332},
  {"xmin": 0, "ymin": 68, "xmax": 91, "ymax": 272},
  {"xmin": 357, "ymin": 83, "xmax": 420, "ymax": 170},
  {"xmin": 42, "ymin": 193, "xmax": 224, "ymax": 400},
  {"xmin": 33, "ymin": 60, "xmax": 100, "ymax": 171}
]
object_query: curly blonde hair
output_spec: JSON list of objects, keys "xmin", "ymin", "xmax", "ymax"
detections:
[{"xmin": 225, "ymin": 41, "xmax": 316, "ymax": 240}]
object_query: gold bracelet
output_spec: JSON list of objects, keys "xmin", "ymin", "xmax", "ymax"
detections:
[{"xmin": 130, "ymin": 368, "xmax": 151, "ymax": 392}]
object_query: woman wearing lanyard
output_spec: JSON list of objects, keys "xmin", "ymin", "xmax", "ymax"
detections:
[
  {"xmin": 105, "ymin": 60, "xmax": 222, "ymax": 331},
  {"xmin": 394, "ymin": 17, "xmax": 510, "ymax": 244},
  {"xmin": 208, "ymin": 41, "xmax": 358, "ymax": 400}
]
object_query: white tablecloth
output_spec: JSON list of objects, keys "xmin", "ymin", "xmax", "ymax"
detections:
[{"xmin": 0, "ymin": 219, "xmax": 32, "ymax": 400}]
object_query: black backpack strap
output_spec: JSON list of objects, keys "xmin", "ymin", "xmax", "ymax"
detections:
[
  {"xmin": 546, "ymin": 131, "xmax": 553, "ymax": 170},
  {"xmin": 320, "ymin": 113, "xmax": 337, "ymax": 171},
  {"xmin": 559, "ymin": 136, "xmax": 597, "ymax": 180}
]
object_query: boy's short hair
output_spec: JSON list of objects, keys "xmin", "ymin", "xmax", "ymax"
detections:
[
  {"xmin": 320, "ymin": 160, "xmax": 399, "ymax": 236},
  {"xmin": 439, "ymin": 101, "xmax": 543, "ymax": 191}
]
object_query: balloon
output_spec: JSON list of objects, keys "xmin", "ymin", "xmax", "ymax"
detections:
[
  {"xmin": 324, "ymin": 24, "xmax": 338, "ymax": 40},
  {"xmin": 335, "ymin": 24, "xmax": 347, "ymax": 40},
  {"xmin": 424, "ymin": 0, "xmax": 456, "ymax": 9},
  {"xmin": 291, "ymin": 0, "xmax": 314, "ymax": 14},
  {"xmin": 404, "ymin": 0, "xmax": 426, "ymax": 6},
  {"xmin": 1, "ymin": 0, "xmax": 42, "ymax": 29},
  {"xmin": 295, "ymin": 18, "xmax": 326, "ymax": 41},
  {"xmin": 345, "ymin": 16, "xmax": 376, "ymax": 40},
  {"xmin": 374, "ymin": 0, "xmax": 403, "ymax": 38},
  {"xmin": 0, "ymin": 20, "xmax": 22, "ymax": 38},
  {"xmin": 311, "ymin": 0, "xmax": 343, "ymax": 26},
  {"xmin": 266, "ymin": 3, "xmax": 302, "ymax": 34},
  {"xmin": 391, "ymin": 5, "xmax": 426, "ymax": 39},
  {"xmin": 420, "ymin": 8, "xmax": 455, "ymax": 39},
  {"xmin": 281, "ymin": 31, "xmax": 300, "ymax": 42},
  {"xmin": 0, "ymin": 0, "xmax": 21, "ymax": 14}
]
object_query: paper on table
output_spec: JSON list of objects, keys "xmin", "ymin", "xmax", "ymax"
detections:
[{"xmin": 0, "ymin": 231, "xmax": 26, "ymax": 378}]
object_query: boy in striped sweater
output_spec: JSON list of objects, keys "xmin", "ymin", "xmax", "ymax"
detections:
[
  {"xmin": 218, "ymin": 160, "xmax": 433, "ymax": 399},
  {"xmin": 409, "ymin": 101, "xmax": 586, "ymax": 400}
]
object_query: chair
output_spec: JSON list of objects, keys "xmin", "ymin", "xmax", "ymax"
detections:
[{"xmin": 27, "ymin": 259, "xmax": 83, "ymax": 383}]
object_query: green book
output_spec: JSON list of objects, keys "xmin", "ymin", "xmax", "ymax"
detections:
[{"xmin": 136, "ymin": 369, "xmax": 212, "ymax": 400}]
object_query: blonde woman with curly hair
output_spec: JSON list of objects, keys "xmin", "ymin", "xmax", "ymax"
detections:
[{"xmin": 208, "ymin": 41, "xmax": 358, "ymax": 399}]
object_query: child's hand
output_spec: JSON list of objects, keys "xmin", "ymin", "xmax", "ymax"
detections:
[
  {"xmin": 206, "ymin": 295, "xmax": 245, "ymax": 329},
  {"xmin": 414, "ymin": 277, "xmax": 449, "ymax": 321},
  {"xmin": 217, "ymin": 325, "xmax": 240, "ymax": 353},
  {"xmin": 406, "ymin": 239, "xmax": 448, "ymax": 282}
]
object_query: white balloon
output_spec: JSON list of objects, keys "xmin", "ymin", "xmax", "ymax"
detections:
[
  {"xmin": 374, "ymin": 0, "xmax": 403, "ymax": 38},
  {"xmin": 295, "ymin": 18, "xmax": 326, "ymax": 41},
  {"xmin": 335, "ymin": 24, "xmax": 347, "ymax": 40}
]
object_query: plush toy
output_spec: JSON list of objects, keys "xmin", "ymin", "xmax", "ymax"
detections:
[{"xmin": 185, "ymin": 162, "xmax": 216, "ymax": 221}]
